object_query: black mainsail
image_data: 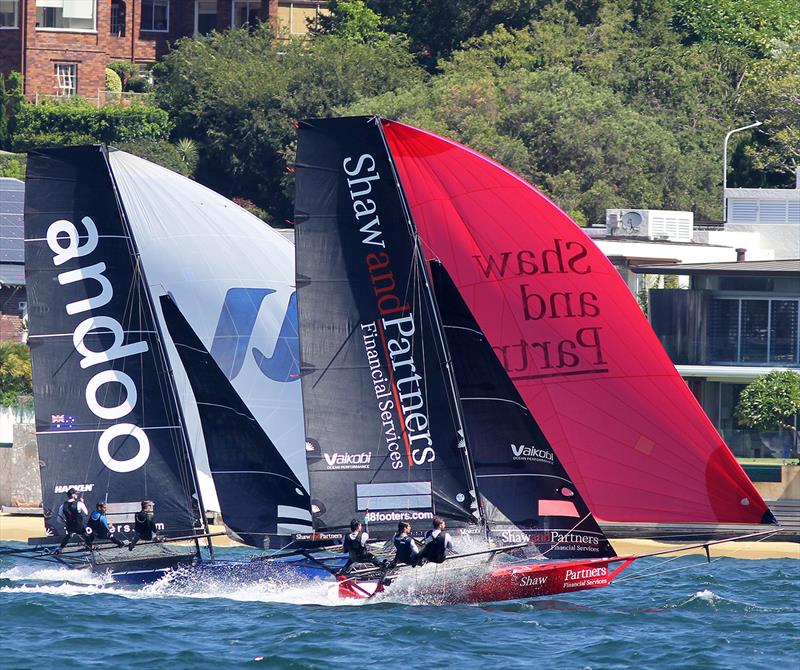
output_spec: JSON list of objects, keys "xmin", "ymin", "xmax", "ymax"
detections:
[
  {"xmin": 294, "ymin": 117, "xmax": 480, "ymax": 538},
  {"xmin": 430, "ymin": 262, "xmax": 615, "ymax": 559},
  {"xmin": 24, "ymin": 146, "xmax": 200, "ymax": 537},
  {"xmin": 160, "ymin": 294, "xmax": 312, "ymax": 548}
]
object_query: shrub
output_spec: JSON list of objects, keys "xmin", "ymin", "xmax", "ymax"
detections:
[
  {"xmin": 0, "ymin": 153, "xmax": 26, "ymax": 179},
  {"xmin": 232, "ymin": 197, "xmax": 272, "ymax": 224},
  {"xmin": 116, "ymin": 140, "xmax": 193, "ymax": 176},
  {"xmin": 11, "ymin": 99, "xmax": 172, "ymax": 150},
  {"xmin": 0, "ymin": 342, "xmax": 32, "ymax": 407},
  {"xmin": 105, "ymin": 68, "xmax": 123, "ymax": 93},
  {"xmin": 108, "ymin": 60, "xmax": 139, "ymax": 88},
  {"xmin": 126, "ymin": 76, "xmax": 152, "ymax": 93},
  {"xmin": 175, "ymin": 137, "xmax": 198, "ymax": 174}
]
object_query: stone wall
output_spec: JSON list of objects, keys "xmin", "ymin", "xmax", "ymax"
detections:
[{"xmin": 0, "ymin": 422, "xmax": 41, "ymax": 507}]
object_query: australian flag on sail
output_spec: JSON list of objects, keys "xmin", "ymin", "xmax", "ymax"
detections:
[{"xmin": 51, "ymin": 414, "xmax": 76, "ymax": 429}]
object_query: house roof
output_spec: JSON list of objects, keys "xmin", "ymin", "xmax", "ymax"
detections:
[{"xmin": 631, "ymin": 259, "xmax": 800, "ymax": 276}]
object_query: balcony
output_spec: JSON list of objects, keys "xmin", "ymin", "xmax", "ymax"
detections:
[{"xmin": 649, "ymin": 289, "xmax": 800, "ymax": 367}]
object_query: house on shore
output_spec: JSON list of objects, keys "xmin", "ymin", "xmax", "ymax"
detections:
[{"xmin": 0, "ymin": 0, "xmax": 325, "ymax": 99}]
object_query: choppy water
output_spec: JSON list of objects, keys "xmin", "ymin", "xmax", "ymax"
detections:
[{"xmin": 1, "ymin": 544, "xmax": 797, "ymax": 670}]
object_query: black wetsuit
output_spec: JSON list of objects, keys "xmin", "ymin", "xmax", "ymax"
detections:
[
  {"xmin": 129, "ymin": 511, "xmax": 160, "ymax": 549},
  {"xmin": 58, "ymin": 499, "xmax": 87, "ymax": 549},
  {"xmin": 392, "ymin": 533, "xmax": 419, "ymax": 566},
  {"xmin": 417, "ymin": 529, "xmax": 451, "ymax": 565},
  {"xmin": 339, "ymin": 530, "xmax": 383, "ymax": 574}
]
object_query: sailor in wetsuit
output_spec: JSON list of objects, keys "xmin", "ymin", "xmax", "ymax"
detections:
[
  {"xmin": 87, "ymin": 502, "xmax": 125, "ymax": 548},
  {"xmin": 416, "ymin": 517, "xmax": 455, "ymax": 566},
  {"xmin": 339, "ymin": 519, "xmax": 386, "ymax": 574},
  {"xmin": 128, "ymin": 500, "xmax": 162, "ymax": 550},
  {"xmin": 56, "ymin": 488, "xmax": 89, "ymax": 551},
  {"xmin": 392, "ymin": 521, "xmax": 420, "ymax": 567}
]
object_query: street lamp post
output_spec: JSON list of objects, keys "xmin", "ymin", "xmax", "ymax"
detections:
[{"xmin": 723, "ymin": 121, "xmax": 762, "ymax": 222}]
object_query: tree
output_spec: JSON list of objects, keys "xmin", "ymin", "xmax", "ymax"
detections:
[
  {"xmin": 313, "ymin": 0, "xmax": 389, "ymax": 43},
  {"xmin": 738, "ymin": 32, "xmax": 800, "ymax": 181},
  {"xmin": 0, "ymin": 342, "xmax": 32, "ymax": 407},
  {"xmin": 154, "ymin": 25, "xmax": 422, "ymax": 220},
  {"xmin": 0, "ymin": 76, "xmax": 8, "ymax": 150},
  {"xmin": 736, "ymin": 371, "xmax": 800, "ymax": 457}
]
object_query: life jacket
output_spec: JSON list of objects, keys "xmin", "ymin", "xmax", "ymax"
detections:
[
  {"xmin": 393, "ymin": 534, "xmax": 416, "ymax": 565},
  {"xmin": 342, "ymin": 531, "xmax": 367, "ymax": 562},
  {"xmin": 419, "ymin": 530, "xmax": 447, "ymax": 564},
  {"xmin": 134, "ymin": 511, "xmax": 156, "ymax": 539},
  {"xmin": 88, "ymin": 512, "xmax": 109, "ymax": 538},
  {"xmin": 63, "ymin": 500, "xmax": 84, "ymax": 532}
]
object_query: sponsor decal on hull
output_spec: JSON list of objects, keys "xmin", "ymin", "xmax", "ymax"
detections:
[{"xmin": 54, "ymin": 483, "xmax": 94, "ymax": 493}]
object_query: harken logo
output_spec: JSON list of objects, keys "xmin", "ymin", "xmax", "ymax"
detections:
[
  {"xmin": 323, "ymin": 452, "xmax": 372, "ymax": 470},
  {"xmin": 54, "ymin": 483, "xmax": 94, "ymax": 493},
  {"xmin": 511, "ymin": 443, "xmax": 554, "ymax": 463}
]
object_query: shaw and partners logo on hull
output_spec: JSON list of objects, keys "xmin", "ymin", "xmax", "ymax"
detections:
[
  {"xmin": 46, "ymin": 216, "xmax": 151, "ymax": 474},
  {"xmin": 344, "ymin": 152, "xmax": 436, "ymax": 468}
]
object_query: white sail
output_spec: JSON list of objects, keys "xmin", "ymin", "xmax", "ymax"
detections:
[{"xmin": 108, "ymin": 151, "xmax": 308, "ymax": 512}]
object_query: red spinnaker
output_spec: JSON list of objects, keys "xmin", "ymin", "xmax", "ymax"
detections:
[{"xmin": 383, "ymin": 120, "xmax": 772, "ymax": 524}]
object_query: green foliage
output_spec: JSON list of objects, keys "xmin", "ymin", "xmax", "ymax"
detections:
[
  {"xmin": 736, "ymin": 371, "xmax": 800, "ymax": 432},
  {"xmin": 108, "ymin": 60, "xmax": 140, "ymax": 88},
  {"xmin": 154, "ymin": 25, "xmax": 422, "ymax": 218},
  {"xmin": 738, "ymin": 32, "xmax": 800, "ymax": 178},
  {"xmin": 105, "ymin": 68, "xmax": 123, "ymax": 93},
  {"xmin": 115, "ymin": 140, "xmax": 193, "ymax": 176},
  {"xmin": 0, "ymin": 153, "xmax": 26, "ymax": 179},
  {"xmin": 11, "ymin": 99, "xmax": 172, "ymax": 151},
  {"xmin": 0, "ymin": 343, "xmax": 32, "ymax": 407},
  {"xmin": 673, "ymin": 0, "xmax": 800, "ymax": 56},
  {"xmin": 313, "ymin": 0, "xmax": 389, "ymax": 43},
  {"xmin": 365, "ymin": 0, "xmax": 539, "ymax": 66},
  {"xmin": 232, "ymin": 197, "xmax": 272, "ymax": 224},
  {"xmin": 126, "ymin": 76, "xmax": 152, "ymax": 93},
  {"xmin": 175, "ymin": 137, "xmax": 199, "ymax": 174},
  {"xmin": 0, "ymin": 77, "xmax": 8, "ymax": 150}
]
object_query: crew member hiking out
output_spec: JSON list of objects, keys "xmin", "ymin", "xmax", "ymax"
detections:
[
  {"xmin": 417, "ymin": 517, "xmax": 454, "ymax": 566},
  {"xmin": 128, "ymin": 500, "xmax": 162, "ymax": 550},
  {"xmin": 87, "ymin": 502, "xmax": 125, "ymax": 548},
  {"xmin": 338, "ymin": 519, "xmax": 386, "ymax": 574},
  {"xmin": 57, "ymin": 488, "xmax": 89, "ymax": 551},
  {"xmin": 392, "ymin": 521, "xmax": 419, "ymax": 567}
]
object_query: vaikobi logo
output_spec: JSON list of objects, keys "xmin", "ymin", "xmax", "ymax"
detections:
[
  {"xmin": 511, "ymin": 443, "xmax": 554, "ymax": 464},
  {"xmin": 323, "ymin": 452, "xmax": 372, "ymax": 470}
]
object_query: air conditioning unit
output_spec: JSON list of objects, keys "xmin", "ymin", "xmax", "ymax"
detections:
[{"xmin": 605, "ymin": 209, "xmax": 693, "ymax": 242}]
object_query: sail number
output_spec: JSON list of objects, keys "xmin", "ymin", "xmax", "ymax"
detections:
[{"xmin": 47, "ymin": 216, "xmax": 151, "ymax": 474}]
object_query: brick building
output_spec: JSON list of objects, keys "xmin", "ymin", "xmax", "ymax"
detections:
[{"xmin": 0, "ymin": 0, "xmax": 325, "ymax": 98}]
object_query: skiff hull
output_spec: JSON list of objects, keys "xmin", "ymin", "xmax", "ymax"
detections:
[{"xmin": 337, "ymin": 556, "xmax": 637, "ymax": 604}]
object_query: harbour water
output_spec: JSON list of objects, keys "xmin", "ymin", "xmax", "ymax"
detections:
[{"xmin": 1, "ymin": 545, "xmax": 797, "ymax": 670}]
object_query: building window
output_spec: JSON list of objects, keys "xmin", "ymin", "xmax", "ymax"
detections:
[
  {"xmin": 231, "ymin": 0, "xmax": 259, "ymax": 28},
  {"xmin": 54, "ymin": 63, "xmax": 77, "ymax": 96},
  {"xmin": 36, "ymin": 0, "xmax": 96, "ymax": 31},
  {"xmin": 709, "ymin": 297, "xmax": 800, "ymax": 365},
  {"xmin": 195, "ymin": 0, "xmax": 216, "ymax": 35},
  {"xmin": 110, "ymin": 0, "xmax": 125, "ymax": 36},
  {"xmin": 141, "ymin": 0, "xmax": 168, "ymax": 31},
  {"xmin": 0, "ymin": 0, "xmax": 18, "ymax": 27}
]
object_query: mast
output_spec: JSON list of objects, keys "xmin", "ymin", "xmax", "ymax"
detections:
[
  {"xmin": 102, "ymin": 146, "xmax": 213, "ymax": 558},
  {"xmin": 375, "ymin": 118, "xmax": 484, "ymax": 530}
]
